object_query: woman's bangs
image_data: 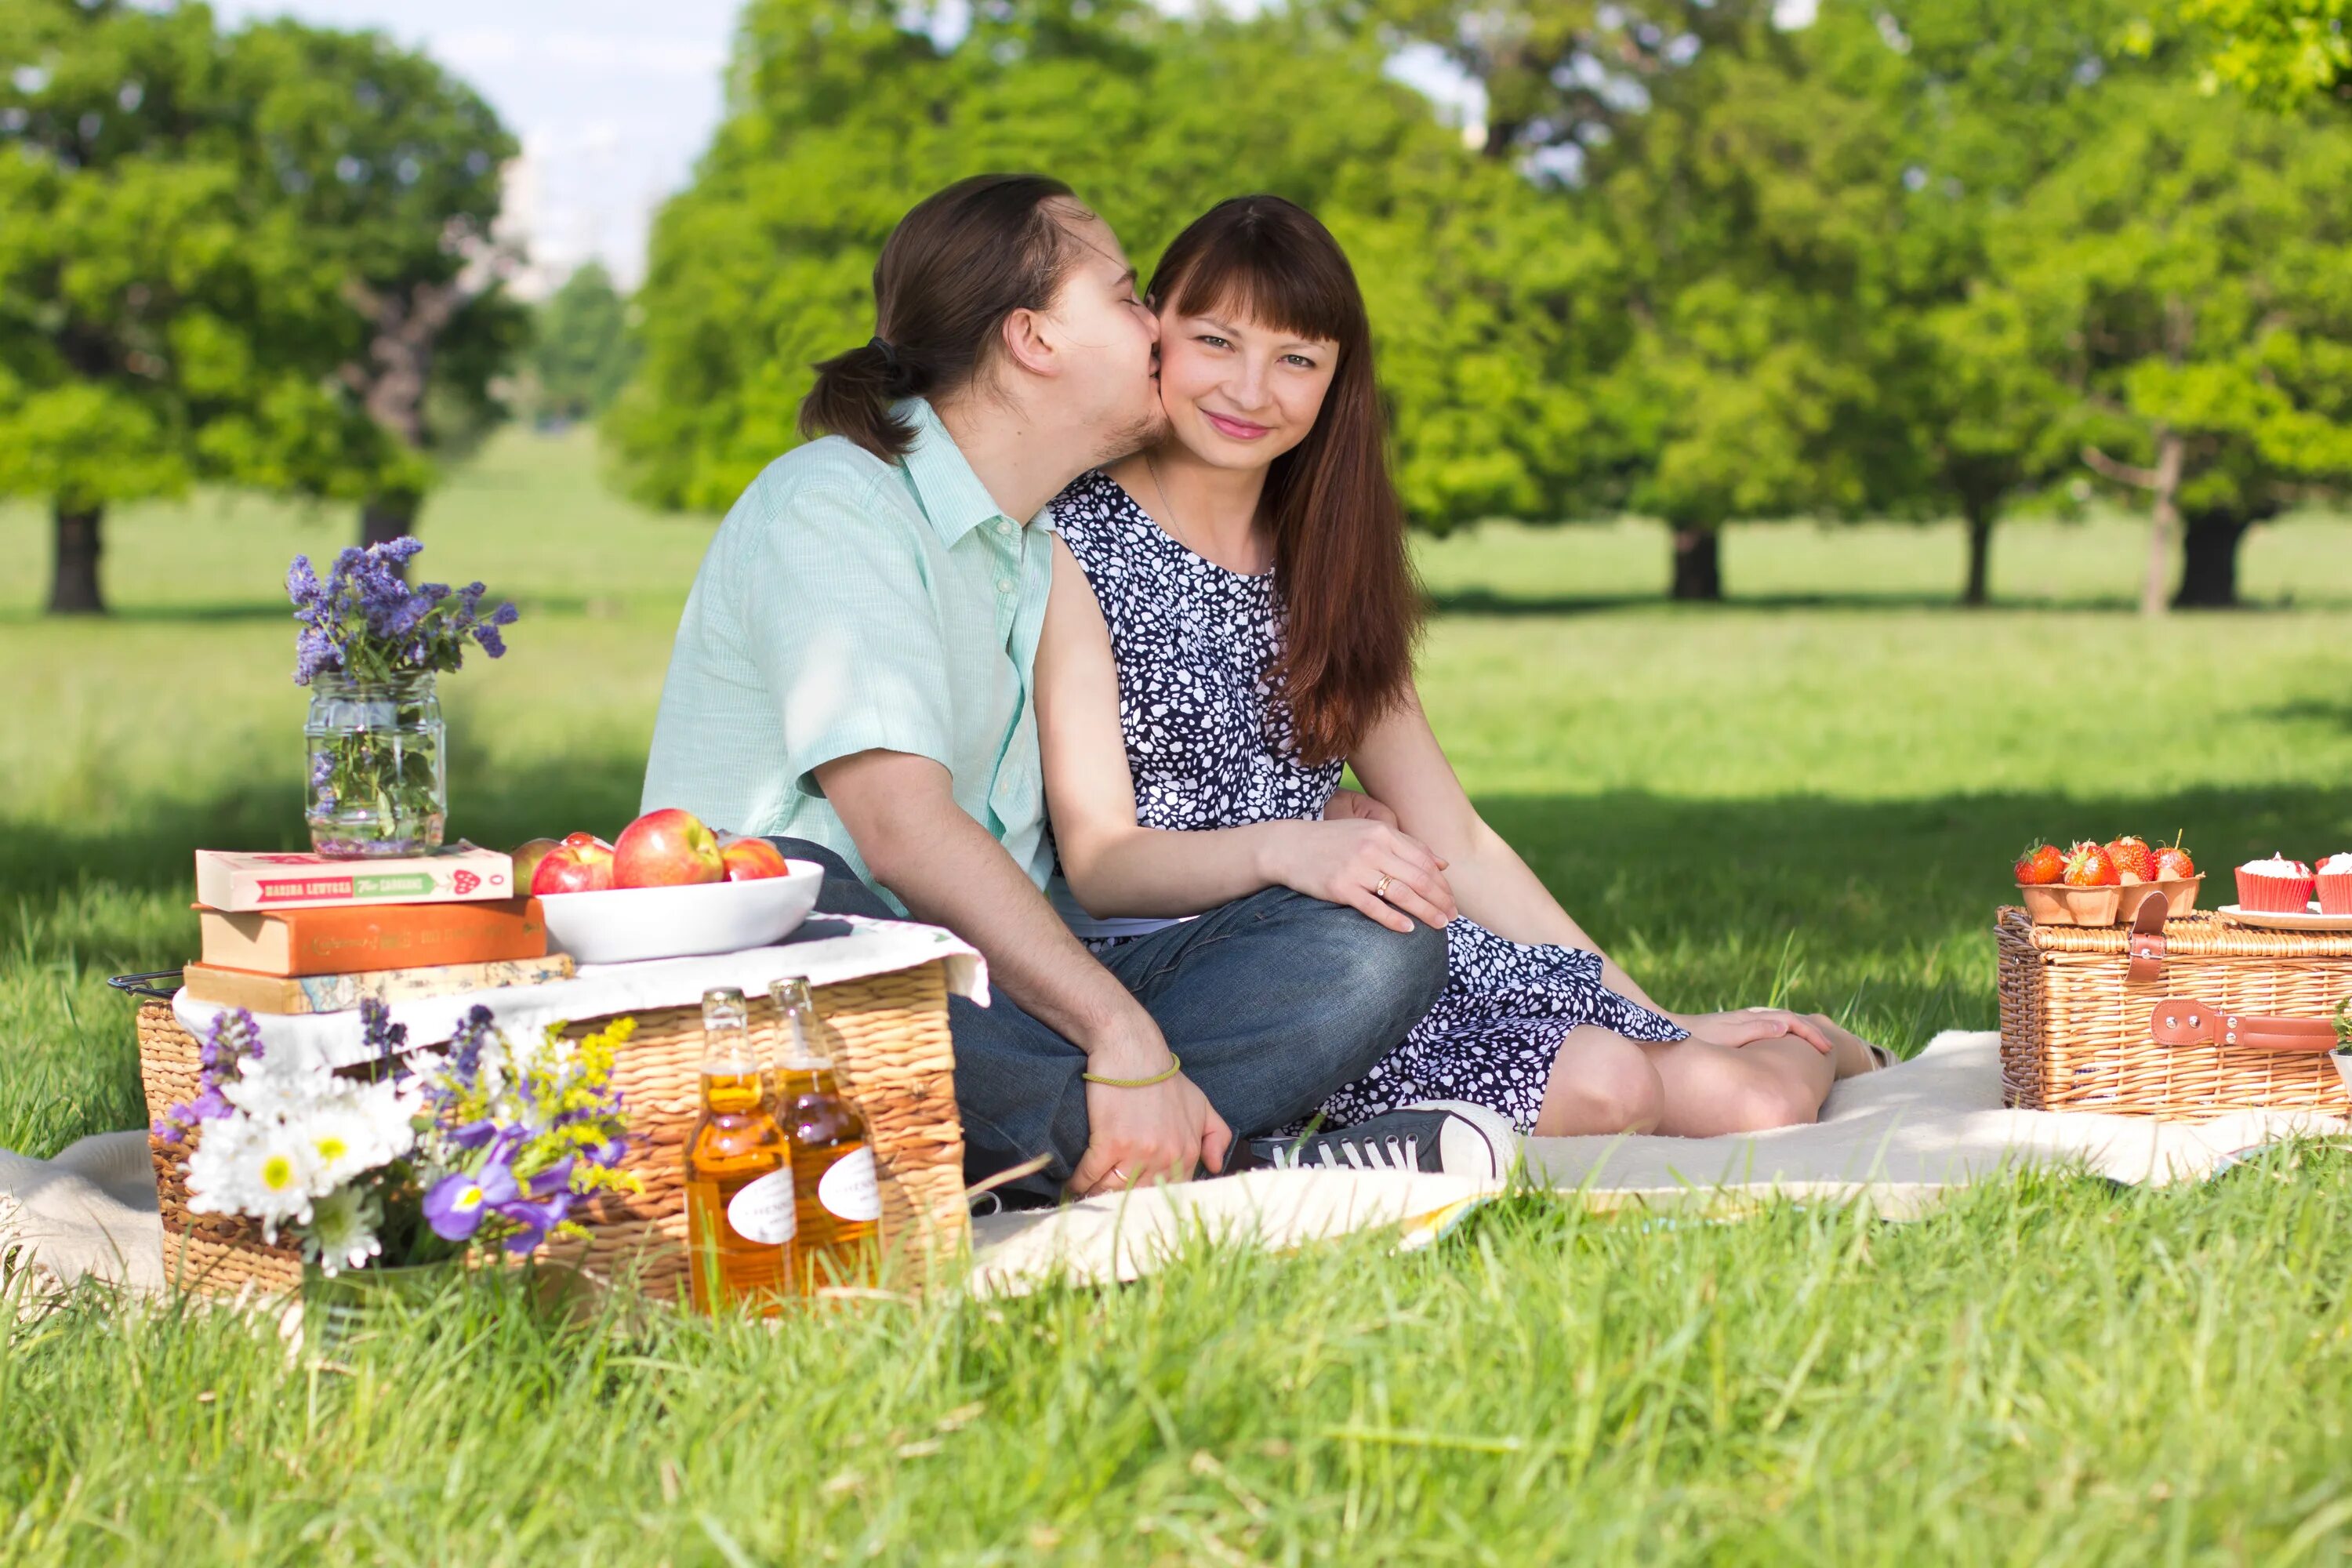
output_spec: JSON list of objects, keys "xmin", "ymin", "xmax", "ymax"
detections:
[{"xmin": 1163, "ymin": 239, "xmax": 1354, "ymax": 347}]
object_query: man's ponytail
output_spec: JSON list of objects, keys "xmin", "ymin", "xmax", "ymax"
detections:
[
  {"xmin": 800, "ymin": 338, "xmax": 920, "ymax": 460},
  {"xmin": 798, "ymin": 174, "xmax": 1083, "ymax": 462}
]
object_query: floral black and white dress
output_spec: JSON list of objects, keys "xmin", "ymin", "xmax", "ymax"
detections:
[{"xmin": 1050, "ymin": 470, "xmax": 1687, "ymax": 1134}]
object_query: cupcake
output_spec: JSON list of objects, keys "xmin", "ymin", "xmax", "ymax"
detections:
[
  {"xmin": 2319, "ymin": 854, "xmax": 2352, "ymax": 916},
  {"xmin": 2236, "ymin": 854, "xmax": 2317, "ymax": 913}
]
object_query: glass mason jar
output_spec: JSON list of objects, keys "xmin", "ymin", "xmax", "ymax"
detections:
[{"xmin": 304, "ymin": 670, "xmax": 447, "ymax": 858}]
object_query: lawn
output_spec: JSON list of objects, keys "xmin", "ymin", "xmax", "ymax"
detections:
[{"xmin": 5, "ymin": 430, "xmax": 2352, "ymax": 1563}]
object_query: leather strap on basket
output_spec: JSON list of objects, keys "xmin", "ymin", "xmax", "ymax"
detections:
[
  {"xmin": 2125, "ymin": 889, "xmax": 2170, "ymax": 985},
  {"xmin": 2149, "ymin": 997, "xmax": 2340, "ymax": 1055}
]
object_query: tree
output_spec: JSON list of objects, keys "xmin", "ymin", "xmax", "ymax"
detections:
[
  {"xmin": 527, "ymin": 262, "xmax": 637, "ymax": 424},
  {"xmin": 0, "ymin": 0, "xmax": 356, "ymax": 613},
  {"xmin": 1987, "ymin": 75, "xmax": 2352, "ymax": 609},
  {"xmin": 2182, "ymin": 0, "xmax": 2352, "ymax": 105},
  {"xmin": 224, "ymin": 20, "xmax": 523, "ymax": 557},
  {"xmin": 614, "ymin": 0, "xmax": 1615, "ymax": 531}
]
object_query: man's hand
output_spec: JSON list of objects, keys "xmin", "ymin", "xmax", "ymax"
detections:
[
  {"xmin": 1069, "ymin": 1028, "xmax": 1232, "ymax": 1197},
  {"xmin": 1324, "ymin": 786, "xmax": 1399, "ymax": 829},
  {"xmin": 1671, "ymin": 1008, "xmax": 1836, "ymax": 1055}
]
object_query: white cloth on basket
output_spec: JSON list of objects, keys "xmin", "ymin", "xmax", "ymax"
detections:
[{"xmin": 170, "ymin": 914, "xmax": 987, "ymax": 1069}]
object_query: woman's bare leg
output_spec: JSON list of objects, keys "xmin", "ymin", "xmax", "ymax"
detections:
[
  {"xmin": 1635, "ymin": 1033, "xmax": 1834, "ymax": 1138},
  {"xmin": 1533, "ymin": 1026, "xmax": 1668, "ymax": 1136},
  {"xmin": 1809, "ymin": 1014, "xmax": 1886, "ymax": 1079}
]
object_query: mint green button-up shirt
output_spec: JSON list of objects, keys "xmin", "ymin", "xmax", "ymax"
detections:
[{"xmin": 641, "ymin": 399, "xmax": 1055, "ymax": 910}]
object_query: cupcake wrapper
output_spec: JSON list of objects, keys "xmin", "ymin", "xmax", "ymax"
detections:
[
  {"xmin": 2236, "ymin": 869, "xmax": 2318, "ymax": 913},
  {"xmin": 2319, "ymin": 871, "xmax": 2352, "ymax": 916}
]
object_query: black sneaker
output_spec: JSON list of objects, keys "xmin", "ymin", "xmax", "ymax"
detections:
[{"xmin": 1238, "ymin": 1101, "xmax": 1517, "ymax": 1179}]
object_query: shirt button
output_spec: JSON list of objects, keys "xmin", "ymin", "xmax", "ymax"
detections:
[
  {"xmin": 996, "ymin": 577, "xmax": 1014, "ymax": 594},
  {"xmin": 996, "ymin": 519, "xmax": 1014, "ymax": 536}
]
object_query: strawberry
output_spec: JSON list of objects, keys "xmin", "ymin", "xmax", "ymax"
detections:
[
  {"xmin": 2015, "ymin": 842, "xmax": 2067, "ymax": 885},
  {"xmin": 2105, "ymin": 836, "xmax": 2158, "ymax": 884},
  {"xmin": 2154, "ymin": 845, "xmax": 2196, "ymax": 880},
  {"xmin": 2063, "ymin": 840, "xmax": 2120, "ymax": 887}
]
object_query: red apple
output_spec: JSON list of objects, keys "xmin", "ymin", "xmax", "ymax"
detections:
[
  {"xmin": 720, "ymin": 837, "xmax": 789, "ymax": 882},
  {"xmin": 560, "ymin": 830, "xmax": 612, "ymax": 851},
  {"xmin": 612, "ymin": 808, "xmax": 724, "ymax": 888},
  {"xmin": 532, "ymin": 837, "xmax": 614, "ymax": 895},
  {"xmin": 510, "ymin": 837, "xmax": 562, "ymax": 891}
]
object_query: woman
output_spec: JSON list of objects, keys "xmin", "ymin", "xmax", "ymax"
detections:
[{"xmin": 1033, "ymin": 196, "xmax": 1887, "ymax": 1140}]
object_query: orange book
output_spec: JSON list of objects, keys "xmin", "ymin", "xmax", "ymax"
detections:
[{"xmin": 194, "ymin": 898, "xmax": 547, "ymax": 977}]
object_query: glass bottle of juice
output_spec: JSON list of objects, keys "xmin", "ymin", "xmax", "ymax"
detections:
[
  {"xmin": 768, "ymin": 977, "xmax": 880, "ymax": 1290},
  {"xmin": 684, "ymin": 985, "xmax": 797, "ymax": 1314}
]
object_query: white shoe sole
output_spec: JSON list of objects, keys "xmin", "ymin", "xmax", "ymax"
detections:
[{"xmin": 1399, "ymin": 1099, "xmax": 1520, "ymax": 1180}]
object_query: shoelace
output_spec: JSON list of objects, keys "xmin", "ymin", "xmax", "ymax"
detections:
[{"xmin": 1267, "ymin": 1133, "xmax": 1420, "ymax": 1171}]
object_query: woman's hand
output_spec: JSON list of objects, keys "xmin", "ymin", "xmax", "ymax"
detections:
[
  {"xmin": 1260, "ymin": 818, "xmax": 1457, "ymax": 933},
  {"xmin": 1323, "ymin": 786, "xmax": 1399, "ymax": 829},
  {"xmin": 1671, "ymin": 1008, "xmax": 1836, "ymax": 1055}
]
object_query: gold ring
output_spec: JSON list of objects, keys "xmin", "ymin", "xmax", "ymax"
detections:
[{"xmin": 1374, "ymin": 874, "xmax": 1393, "ymax": 900}]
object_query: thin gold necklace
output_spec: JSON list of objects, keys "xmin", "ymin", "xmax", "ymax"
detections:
[{"xmin": 1145, "ymin": 452, "xmax": 1262, "ymax": 573}]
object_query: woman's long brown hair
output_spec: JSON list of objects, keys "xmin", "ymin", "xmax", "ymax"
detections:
[{"xmin": 1147, "ymin": 197, "xmax": 1421, "ymax": 764}]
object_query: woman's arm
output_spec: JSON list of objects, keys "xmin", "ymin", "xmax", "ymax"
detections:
[
  {"xmin": 1346, "ymin": 681, "xmax": 1664, "ymax": 1008},
  {"xmin": 1035, "ymin": 540, "xmax": 1454, "ymax": 935}
]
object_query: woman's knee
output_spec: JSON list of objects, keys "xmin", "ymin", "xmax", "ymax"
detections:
[{"xmin": 1537, "ymin": 1038, "xmax": 1664, "ymax": 1135}]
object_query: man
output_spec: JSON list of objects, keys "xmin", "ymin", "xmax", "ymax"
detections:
[{"xmin": 643, "ymin": 173, "xmax": 1507, "ymax": 1203}]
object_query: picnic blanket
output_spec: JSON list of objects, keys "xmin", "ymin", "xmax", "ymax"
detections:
[
  {"xmin": 8, "ymin": 1029, "xmax": 2343, "ymax": 1301},
  {"xmin": 964, "ymin": 1028, "xmax": 2347, "ymax": 1291}
]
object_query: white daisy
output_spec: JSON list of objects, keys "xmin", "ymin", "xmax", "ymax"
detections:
[{"xmin": 300, "ymin": 1185, "xmax": 384, "ymax": 1276}]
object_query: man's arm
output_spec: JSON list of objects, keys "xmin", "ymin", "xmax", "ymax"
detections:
[{"xmin": 815, "ymin": 749, "xmax": 1229, "ymax": 1194}]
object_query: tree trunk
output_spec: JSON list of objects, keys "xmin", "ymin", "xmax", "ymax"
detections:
[
  {"xmin": 2139, "ymin": 428, "xmax": 2185, "ymax": 618},
  {"xmin": 1962, "ymin": 502, "xmax": 1996, "ymax": 608},
  {"xmin": 1668, "ymin": 524, "xmax": 1722, "ymax": 601},
  {"xmin": 2172, "ymin": 509, "xmax": 2253, "ymax": 609},
  {"xmin": 360, "ymin": 492, "xmax": 421, "ymax": 575},
  {"xmin": 48, "ymin": 503, "xmax": 104, "ymax": 615}
]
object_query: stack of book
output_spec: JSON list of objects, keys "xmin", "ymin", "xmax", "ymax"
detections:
[{"xmin": 186, "ymin": 845, "xmax": 572, "ymax": 1014}]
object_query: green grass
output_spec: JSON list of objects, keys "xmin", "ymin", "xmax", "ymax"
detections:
[{"xmin": 6, "ymin": 430, "xmax": 2352, "ymax": 1563}]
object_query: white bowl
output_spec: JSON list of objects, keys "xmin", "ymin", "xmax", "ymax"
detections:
[{"xmin": 539, "ymin": 862, "xmax": 825, "ymax": 964}]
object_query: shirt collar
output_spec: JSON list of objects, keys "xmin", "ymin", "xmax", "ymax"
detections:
[{"xmin": 894, "ymin": 397, "xmax": 1009, "ymax": 546}]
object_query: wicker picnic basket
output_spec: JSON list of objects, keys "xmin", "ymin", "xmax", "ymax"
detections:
[
  {"xmin": 132, "ymin": 961, "xmax": 967, "ymax": 1298},
  {"xmin": 1997, "ymin": 898, "xmax": 2352, "ymax": 1120}
]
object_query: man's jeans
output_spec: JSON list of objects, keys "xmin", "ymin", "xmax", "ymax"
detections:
[{"xmin": 765, "ymin": 838, "xmax": 1449, "ymax": 1202}]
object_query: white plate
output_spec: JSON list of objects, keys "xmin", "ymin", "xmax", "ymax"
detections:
[
  {"xmin": 2215, "ymin": 902, "xmax": 2352, "ymax": 932},
  {"xmin": 539, "ymin": 862, "xmax": 825, "ymax": 964}
]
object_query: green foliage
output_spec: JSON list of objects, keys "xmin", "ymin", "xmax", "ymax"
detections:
[
  {"xmin": 2183, "ymin": 0, "xmax": 2352, "ymax": 104},
  {"xmin": 222, "ymin": 18, "xmax": 523, "ymax": 498},
  {"xmin": 1987, "ymin": 78, "xmax": 2352, "ymax": 523},
  {"xmin": 526, "ymin": 262, "xmax": 637, "ymax": 424},
  {"xmin": 612, "ymin": 0, "xmax": 1608, "ymax": 528},
  {"xmin": 0, "ymin": 0, "xmax": 361, "ymax": 513}
]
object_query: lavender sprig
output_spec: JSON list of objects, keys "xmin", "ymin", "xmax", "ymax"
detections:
[{"xmin": 287, "ymin": 536, "xmax": 517, "ymax": 686}]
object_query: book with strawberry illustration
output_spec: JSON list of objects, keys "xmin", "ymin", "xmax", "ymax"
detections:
[{"xmin": 194, "ymin": 844, "xmax": 514, "ymax": 913}]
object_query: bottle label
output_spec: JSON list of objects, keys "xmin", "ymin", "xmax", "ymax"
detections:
[
  {"xmin": 727, "ymin": 1168, "xmax": 798, "ymax": 1244},
  {"xmin": 818, "ymin": 1145, "xmax": 881, "ymax": 1221}
]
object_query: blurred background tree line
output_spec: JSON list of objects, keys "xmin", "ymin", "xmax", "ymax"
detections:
[{"xmin": 5, "ymin": 0, "xmax": 2350, "ymax": 614}]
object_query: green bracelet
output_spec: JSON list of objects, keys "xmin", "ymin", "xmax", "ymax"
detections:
[{"xmin": 1082, "ymin": 1051, "xmax": 1183, "ymax": 1088}]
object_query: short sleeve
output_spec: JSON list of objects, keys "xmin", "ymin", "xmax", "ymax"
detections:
[{"xmin": 735, "ymin": 480, "xmax": 954, "ymax": 798}]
